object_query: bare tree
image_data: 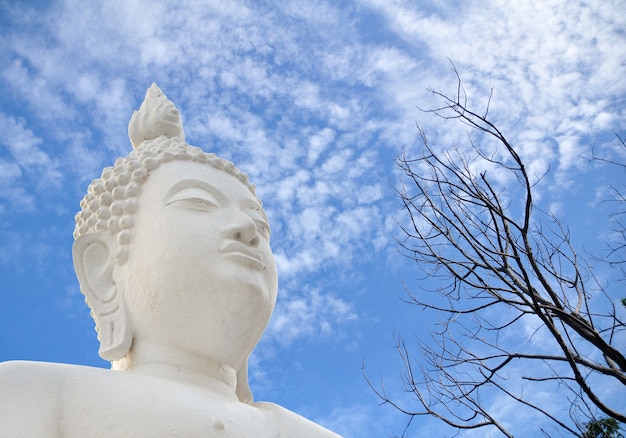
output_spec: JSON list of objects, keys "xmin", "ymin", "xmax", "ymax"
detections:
[
  {"xmin": 593, "ymin": 135, "xmax": 626, "ymax": 277},
  {"xmin": 370, "ymin": 69, "xmax": 626, "ymax": 437}
]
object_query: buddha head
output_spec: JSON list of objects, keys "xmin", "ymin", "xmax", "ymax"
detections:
[{"xmin": 72, "ymin": 84, "xmax": 277, "ymax": 402}]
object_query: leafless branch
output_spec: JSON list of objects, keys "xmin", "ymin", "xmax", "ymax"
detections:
[{"xmin": 372, "ymin": 66, "xmax": 626, "ymax": 437}]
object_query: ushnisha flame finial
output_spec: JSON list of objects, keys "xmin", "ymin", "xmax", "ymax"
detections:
[{"xmin": 128, "ymin": 83, "xmax": 185, "ymax": 149}]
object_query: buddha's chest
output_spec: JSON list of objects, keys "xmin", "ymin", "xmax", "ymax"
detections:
[{"xmin": 61, "ymin": 380, "xmax": 281, "ymax": 438}]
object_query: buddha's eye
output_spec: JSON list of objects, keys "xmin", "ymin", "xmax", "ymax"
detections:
[{"xmin": 170, "ymin": 197, "xmax": 218, "ymax": 211}]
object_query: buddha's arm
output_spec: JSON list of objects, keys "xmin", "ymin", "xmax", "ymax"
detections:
[{"xmin": 0, "ymin": 361, "xmax": 61, "ymax": 437}]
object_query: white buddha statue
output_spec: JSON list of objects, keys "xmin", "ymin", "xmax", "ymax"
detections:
[{"xmin": 0, "ymin": 84, "xmax": 341, "ymax": 438}]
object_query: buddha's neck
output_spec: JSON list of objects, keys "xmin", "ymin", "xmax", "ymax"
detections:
[{"xmin": 111, "ymin": 341, "xmax": 239, "ymax": 401}]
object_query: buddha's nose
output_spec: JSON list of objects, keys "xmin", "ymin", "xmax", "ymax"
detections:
[{"xmin": 230, "ymin": 210, "xmax": 259, "ymax": 247}]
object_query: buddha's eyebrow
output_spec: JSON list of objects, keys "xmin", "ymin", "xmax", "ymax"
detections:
[{"xmin": 162, "ymin": 179, "xmax": 226, "ymax": 204}]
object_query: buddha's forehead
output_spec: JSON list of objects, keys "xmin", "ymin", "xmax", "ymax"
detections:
[{"xmin": 140, "ymin": 159, "xmax": 261, "ymax": 207}]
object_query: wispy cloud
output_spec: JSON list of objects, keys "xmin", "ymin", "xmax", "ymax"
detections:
[
  {"xmin": 364, "ymin": 0, "xmax": 626, "ymax": 186},
  {"xmin": 1, "ymin": 0, "xmax": 624, "ymax": 435},
  {"xmin": 265, "ymin": 288, "xmax": 358, "ymax": 347},
  {"xmin": 0, "ymin": 112, "xmax": 64, "ymax": 214}
]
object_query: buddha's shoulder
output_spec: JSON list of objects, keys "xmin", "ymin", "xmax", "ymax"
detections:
[
  {"xmin": 0, "ymin": 360, "xmax": 119, "ymax": 405},
  {"xmin": 1, "ymin": 359, "xmax": 75, "ymax": 386},
  {"xmin": 0, "ymin": 360, "xmax": 162, "ymax": 399},
  {"xmin": 0, "ymin": 361, "xmax": 96, "ymax": 436},
  {"xmin": 254, "ymin": 401, "xmax": 342, "ymax": 438},
  {"xmin": 0, "ymin": 359, "xmax": 109, "ymax": 385},
  {"xmin": 0, "ymin": 362, "xmax": 342, "ymax": 437}
]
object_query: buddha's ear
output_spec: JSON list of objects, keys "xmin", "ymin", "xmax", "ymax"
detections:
[{"xmin": 73, "ymin": 232, "xmax": 132, "ymax": 361}]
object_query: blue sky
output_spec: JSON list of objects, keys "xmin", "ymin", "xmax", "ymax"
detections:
[{"xmin": 1, "ymin": 0, "xmax": 625, "ymax": 436}]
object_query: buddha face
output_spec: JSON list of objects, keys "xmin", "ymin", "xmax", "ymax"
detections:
[{"xmin": 117, "ymin": 159, "xmax": 278, "ymax": 367}]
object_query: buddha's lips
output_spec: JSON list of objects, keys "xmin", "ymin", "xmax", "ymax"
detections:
[{"xmin": 220, "ymin": 241, "xmax": 265, "ymax": 270}]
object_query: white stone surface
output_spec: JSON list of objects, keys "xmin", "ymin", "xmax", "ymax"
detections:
[
  {"xmin": 128, "ymin": 82, "xmax": 185, "ymax": 149},
  {"xmin": 0, "ymin": 85, "xmax": 341, "ymax": 437}
]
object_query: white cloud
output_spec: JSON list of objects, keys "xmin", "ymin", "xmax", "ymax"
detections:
[
  {"xmin": 2, "ymin": 60, "xmax": 77, "ymax": 123},
  {"xmin": 1, "ymin": 2, "xmax": 625, "ymax": 434},
  {"xmin": 361, "ymin": 0, "xmax": 626, "ymax": 193},
  {"xmin": 307, "ymin": 127, "xmax": 335, "ymax": 166},
  {"xmin": 0, "ymin": 113, "xmax": 63, "ymax": 212},
  {"xmin": 322, "ymin": 402, "xmax": 405, "ymax": 438},
  {"xmin": 265, "ymin": 288, "xmax": 357, "ymax": 347},
  {"xmin": 0, "ymin": 161, "xmax": 22, "ymax": 187}
]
